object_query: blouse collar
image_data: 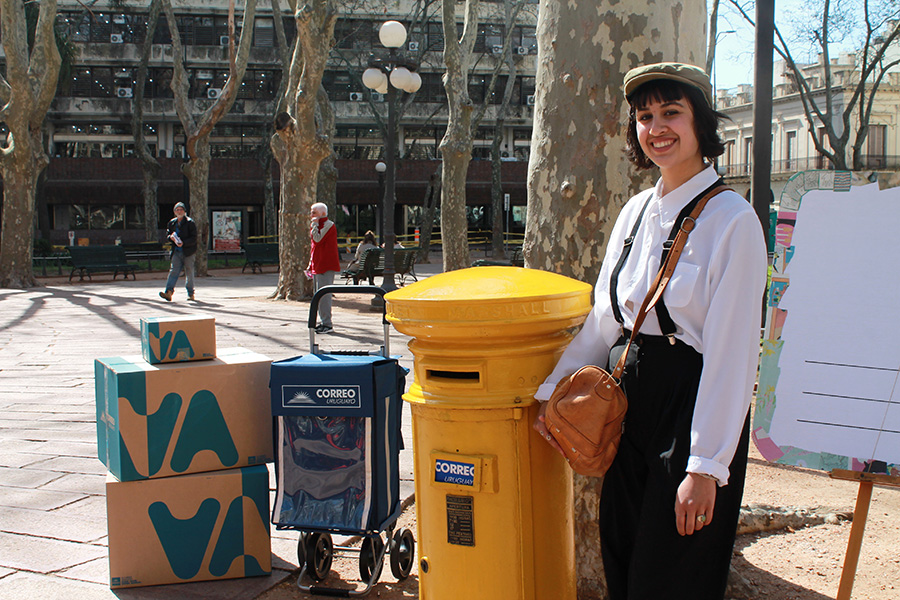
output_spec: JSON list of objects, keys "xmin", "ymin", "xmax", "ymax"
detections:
[{"xmin": 653, "ymin": 164, "xmax": 720, "ymax": 228}]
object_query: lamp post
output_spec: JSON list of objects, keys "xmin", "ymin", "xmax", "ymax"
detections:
[
  {"xmin": 375, "ymin": 160, "xmax": 386, "ymax": 244},
  {"xmin": 362, "ymin": 20, "xmax": 422, "ymax": 293}
]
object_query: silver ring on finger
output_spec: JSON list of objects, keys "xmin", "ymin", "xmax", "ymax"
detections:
[{"xmin": 696, "ymin": 514, "xmax": 707, "ymax": 524}]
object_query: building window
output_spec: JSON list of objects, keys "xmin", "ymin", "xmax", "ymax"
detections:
[
  {"xmin": 815, "ymin": 126, "xmax": 828, "ymax": 169},
  {"xmin": 785, "ymin": 130, "xmax": 797, "ymax": 172},
  {"xmin": 743, "ymin": 137, "xmax": 752, "ymax": 174},
  {"xmin": 866, "ymin": 124, "xmax": 886, "ymax": 169}
]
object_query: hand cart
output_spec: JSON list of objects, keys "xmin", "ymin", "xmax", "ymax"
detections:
[{"xmin": 269, "ymin": 285, "xmax": 415, "ymax": 597}]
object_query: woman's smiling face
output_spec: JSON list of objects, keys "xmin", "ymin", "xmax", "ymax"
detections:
[{"xmin": 635, "ymin": 96, "xmax": 705, "ymax": 191}]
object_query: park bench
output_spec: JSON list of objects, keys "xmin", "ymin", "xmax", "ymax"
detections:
[
  {"xmin": 394, "ymin": 247, "xmax": 419, "ymax": 285},
  {"xmin": 471, "ymin": 245, "xmax": 524, "ymax": 268},
  {"xmin": 341, "ymin": 247, "xmax": 383, "ymax": 285},
  {"xmin": 122, "ymin": 242, "xmax": 167, "ymax": 271},
  {"xmin": 242, "ymin": 243, "xmax": 279, "ymax": 273},
  {"xmin": 67, "ymin": 245, "xmax": 138, "ymax": 282}
]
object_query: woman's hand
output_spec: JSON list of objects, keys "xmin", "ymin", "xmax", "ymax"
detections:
[
  {"xmin": 674, "ymin": 472, "xmax": 717, "ymax": 536},
  {"xmin": 532, "ymin": 402, "xmax": 565, "ymax": 456}
]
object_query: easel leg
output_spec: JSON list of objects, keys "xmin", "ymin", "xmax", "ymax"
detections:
[{"xmin": 836, "ymin": 480, "xmax": 874, "ymax": 600}]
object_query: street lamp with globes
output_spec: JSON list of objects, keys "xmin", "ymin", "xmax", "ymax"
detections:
[{"xmin": 362, "ymin": 20, "xmax": 421, "ymax": 293}]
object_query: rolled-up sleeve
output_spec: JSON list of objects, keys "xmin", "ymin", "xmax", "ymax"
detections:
[{"xmin": 687, "ymin": 210, "xmax": 768, "ymax": 485}]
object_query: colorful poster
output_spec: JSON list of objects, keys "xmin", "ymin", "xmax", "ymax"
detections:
[{"xmin": 213, "ymin": 210, "xmax": 241, "ymax": 252}]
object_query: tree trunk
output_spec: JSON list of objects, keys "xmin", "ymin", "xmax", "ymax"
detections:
[
  {"xmin": 489, "ymin": 127, "xmax": 505, "ymax": 259},
  {"xmin": 270, "ymin": 0, "xmax": 337, "ymax": 300},
  {"xmin": 525, "ymin": 1, "xmax": 706, "ymax": 597},
  {"xmin": 142, "ymin": 162, "xmax": 161, "ymax": 241},
  {"xmin": 183, "ymin": 136, "xmax": 212, "ymax": 276},
  {"xmin": 0, "ymin": 0, "xmax": 61, "ymax": 288},
  {"xmin": 490, "ymin": 34, "xmax": 517, "ymax": 260},
  {"xmin": 272, "ymin": 132, "xmax": 316, "ymax": 300},
  {"xmin": 416, "ymin": 167, "xmax": 440, "ymax": 264},
  {"xmin": 440, "ymin": 131, "xmax": 473, "ymax": 270},
  {"xmin": 135, "ymin": 0, "xmax": 162, "ymax": 243},
  {"xmin": 438, "ymin": 0, "xmax": 479, "ymax": 272},
  {"xmin": 263, "ymin": 155, "xmax": 278, "ymax": 237},
  {"xmin": 163, "ymin": 0, "xmax": 256, "ymax": 274},
  {"xmin": 0, "ymin": 152, "xmax": 40, "ymax": 288}
]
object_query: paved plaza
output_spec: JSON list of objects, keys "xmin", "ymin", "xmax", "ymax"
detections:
[{"xmin": 0, "ymin": 263, "xmax": 442, "ymax": 599}]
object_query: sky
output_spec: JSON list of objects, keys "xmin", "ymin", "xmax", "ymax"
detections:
[{"xmin": 711, "ymin": 0, "xmax": 861, "ymax": 91}]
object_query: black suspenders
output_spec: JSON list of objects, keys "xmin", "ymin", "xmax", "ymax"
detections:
[{"xmin": 609, "ymin": 179, "xmax": 723, "ymax": 338}]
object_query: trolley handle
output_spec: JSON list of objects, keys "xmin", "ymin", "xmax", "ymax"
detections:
[
  {"xmin": 308, "ymin": 285, "xmax": 391, "ymax": 357},
  {"xmin": 308, "ymin": 285, "xmax": 388, "ymax": 328}
]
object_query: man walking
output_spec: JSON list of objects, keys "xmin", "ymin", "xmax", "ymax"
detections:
[
  {"xmin": 308, "ymin": 202, "xmax": 340, "ymax": 333},
  {"xmin": 159, "ymin": 202, "xmax": 198, "ymax": 302}
]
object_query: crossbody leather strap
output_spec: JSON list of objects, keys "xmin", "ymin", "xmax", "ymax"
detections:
[{"xmin": 609, "ymin": 185, "xmax": 730, "ymax": 380}]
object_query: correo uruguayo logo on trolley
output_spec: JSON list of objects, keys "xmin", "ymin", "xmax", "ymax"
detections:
[{"xmin": 282, "ymin": 384, "xmax": 362, "ymax": 409}]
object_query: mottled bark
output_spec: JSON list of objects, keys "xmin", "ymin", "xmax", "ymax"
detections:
[
  {"xmin": 164, "ymin": 0, "xmax": 258, "ymax": 275},
  {"xmin": 438, "ymin": 0, "xmax": 479, "ymax": 272},
  {"xmin": 524, "ymin": 1, "xmax": 706, "ymax": 597},
  {"xmin": 0, "ymin": 0, "xmax": 61, "ymax": 288},
  {"xmin": 134, "ymin": 0, "xmax": 162, "ymax": 242},
  {"xmin": 270, "ymin": 0, "xmax": 337, "ymax": 300}
]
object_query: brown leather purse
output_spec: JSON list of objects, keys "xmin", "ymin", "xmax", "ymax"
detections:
[{"xmin": 544, "ymin": 185, "xmax": 728, "ymax": 477}]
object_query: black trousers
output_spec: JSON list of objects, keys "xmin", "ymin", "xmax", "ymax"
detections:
[{"xmin": 599, "ymin": 334, "xmax": 750, "ymax": 600}]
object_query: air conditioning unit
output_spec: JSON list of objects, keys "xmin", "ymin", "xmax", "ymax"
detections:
[
  {"xmin": 526, "ymin": 94, "xmax": 536, "ymax": 106},
  {"xmin": 113, "ymin": 14, "xmax": 126, "ymax": 24},
  {"xmin": 517, "ymin": 46, "xmax": 529, "ymax": 55},
  {"xmin": 116, "ymin": 87, "xmax": 133, "ymax": 98},
  {"xmin": 220, "ymin": 35, "xmax": 230, "ymax": 46},
  {"xmin": 207, "ymin": 88, "xmax": 222, "ymax": 99},
  {"xmin": 371, "ymin": 92, "xmax": 384, "ymax": 102},
  {"xmin": 110, "ymin": 33, "xmax": 124, "ymax": 43},
  {"xmin": 408, "ymin": 41, "xmax": 420, "ymax": 52},
  {"xmin": 349, "ymin": 92, "xmax": 364, "ymax": 101},
  {"xmin": 492, "ymin": 45, "xmax": 504, "ymax": 55}
]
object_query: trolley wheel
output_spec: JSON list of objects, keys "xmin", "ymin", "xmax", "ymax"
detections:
[
  {"xmin": 359, "ymin": 534, "xmax": 384, "ymax": 583},
  {"xmin": 306, "ymin": 532, "xmax": 333, "ymax": 582},
  {"xmin": 296, "ymin": 532, "xmax": 309, "ymax": 568},
  {"xmin": 390, "ymin": 528, "xmax": 415, "ymax": 580}
]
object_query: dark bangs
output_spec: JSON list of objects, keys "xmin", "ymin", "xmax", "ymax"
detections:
[{"xmin": 624, "ymin": 79, "xmax": 728, "ymax": 170}]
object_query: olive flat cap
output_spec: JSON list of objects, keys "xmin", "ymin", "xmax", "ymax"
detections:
[{"xmin": 623, "ymin": 62, "xmax": 713, "ymax": 106}]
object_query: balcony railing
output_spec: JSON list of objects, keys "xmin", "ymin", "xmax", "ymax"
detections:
[{"xmin": 720, "ymin": 155, "xmax": 896, "ymax": 177}]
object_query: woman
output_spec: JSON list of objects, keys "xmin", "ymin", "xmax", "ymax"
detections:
[
  {"xmin": 346, "ymin": 230, "xmax": 378, "ymax": 275},
  {"xmin": 532, "ymin": 63, "xmax": 767, "ymax": 599}
]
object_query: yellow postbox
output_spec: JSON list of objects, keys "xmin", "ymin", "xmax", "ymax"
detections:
[{"xmin": 385, "ymin": 266, "xmax": 592, "ymax": 600}]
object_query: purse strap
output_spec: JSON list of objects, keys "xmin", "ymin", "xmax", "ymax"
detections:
[{"xmin": 609, "ymin": 184, "xmax": 730, "ymax": 380}]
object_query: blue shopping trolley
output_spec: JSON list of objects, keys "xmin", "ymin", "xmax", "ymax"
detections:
[{"xmin": 270, "ymin": 286, "xmax": 414, "ymax": 596}]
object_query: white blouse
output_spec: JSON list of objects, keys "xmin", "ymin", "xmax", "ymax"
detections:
[{"xmin": 534, "ymin": 165, "xmax": 768, "ymax": 486}]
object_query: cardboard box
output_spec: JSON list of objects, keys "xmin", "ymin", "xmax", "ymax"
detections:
[
  {"xmin": 106, "ymin": 465, "xmax": 271, "ymax": 588},
  {"xmin": 95, "ymin": 347, "xmax": 273, "ymax": 481},
  {"xmin": 141, "ymin": 315, "xmax": 216, "ymax": 364}
]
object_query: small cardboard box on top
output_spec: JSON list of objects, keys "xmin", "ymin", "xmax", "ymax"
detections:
[
  {"xmin": 106, "ymin": 464, "xmax": 271, "ymax": 588},
  {"xmin": 95, "ymin": 347, "xmax": 273, "ymax": 482},
  {"xmin": 141, "ymin": 315, "xmax": 216, "ymax": 364}
]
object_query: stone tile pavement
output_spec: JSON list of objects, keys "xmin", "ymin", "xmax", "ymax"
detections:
[{"xmin": 0, "ymin": 260, "xmax": 445, "ymax": 599}]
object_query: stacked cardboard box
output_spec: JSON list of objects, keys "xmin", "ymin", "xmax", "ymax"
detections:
[{"xmin": 95, "ymin": 315, "xmax": 274, "ymax": 589}]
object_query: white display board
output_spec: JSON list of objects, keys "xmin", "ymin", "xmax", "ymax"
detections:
[{"xmin": 754, "ymin": 172, "xmax": 900, "ymax": 474}]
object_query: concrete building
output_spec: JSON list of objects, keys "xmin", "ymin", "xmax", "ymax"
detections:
[{"xmin": 38, "ymin": 0, "xmax": 538, "ymax": 246}]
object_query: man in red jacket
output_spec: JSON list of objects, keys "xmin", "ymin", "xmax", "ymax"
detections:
[{"xmin": 309, "ymin": 202, "xmax": 341, "ymax": 333}]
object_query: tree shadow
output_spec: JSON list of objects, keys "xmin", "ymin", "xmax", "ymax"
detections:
[{"xmin": 731, "ymin": 532, "xmax": 835, "ymax": 600}]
